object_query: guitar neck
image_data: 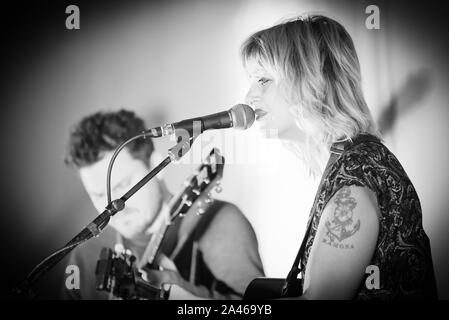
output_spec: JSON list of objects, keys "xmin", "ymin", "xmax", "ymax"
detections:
[{"xmin": 141, "ymin": 219, "xmax": 171, "ymax": 268}]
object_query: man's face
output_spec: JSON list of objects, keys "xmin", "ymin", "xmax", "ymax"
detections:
[{"xmin": 79, "ymin": 149, "xmax": 163, "ymax": 242}]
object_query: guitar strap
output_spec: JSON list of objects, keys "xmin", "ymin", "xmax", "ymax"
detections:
[
  {"xmin": 281, "ymin": 134, "xmax": 381, "ymax": 297},
  {"xmin": 159, "ymin": 216, "xmax": 182, "ymax": 258},
  {"xmin": 171, "ymin": 201, "xmax": 241, "ymax": 297}
]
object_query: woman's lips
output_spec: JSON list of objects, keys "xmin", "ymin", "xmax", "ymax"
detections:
[{"xmin": 255, "ymin": 108, "xmax": 268, "ymax": 120}]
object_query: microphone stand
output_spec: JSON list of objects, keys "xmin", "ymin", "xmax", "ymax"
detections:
[{"xmin": 12, "ymin": 129, "xmax": 197, "ymax": 299}]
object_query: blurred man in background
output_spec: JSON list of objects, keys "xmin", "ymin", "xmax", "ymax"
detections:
[{"xmin": 62, "ymin": 109, "xmax": 264, "ymax": 299}]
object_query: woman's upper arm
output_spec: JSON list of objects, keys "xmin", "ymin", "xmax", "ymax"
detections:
[{"xmin": 302, "ymin": 185, "xmax": 380, "ymax": 299}]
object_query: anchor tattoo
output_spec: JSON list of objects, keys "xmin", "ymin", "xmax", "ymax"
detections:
[{"xmin": 323, "ymin": 186, "xmax": 360, "ymax": 249}]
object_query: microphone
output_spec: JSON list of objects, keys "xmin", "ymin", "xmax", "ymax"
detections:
[{"xmin": 145, "ymin": 104, "xmax": 255, "ymax": 137}]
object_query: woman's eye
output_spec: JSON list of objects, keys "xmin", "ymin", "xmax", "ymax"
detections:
[{"xmin": 258, "ymin": 78, "xmax": 271, "ymax": 85}]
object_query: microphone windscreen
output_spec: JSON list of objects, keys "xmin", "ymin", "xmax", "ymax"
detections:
[{"xmin": 230, "ymin": 104, "xmax": 255, "ymax": 130}]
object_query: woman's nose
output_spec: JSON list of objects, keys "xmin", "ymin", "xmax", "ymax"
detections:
[{"xmin": 245, "ymin": 85, "xmax": 259, "ymax": 106}]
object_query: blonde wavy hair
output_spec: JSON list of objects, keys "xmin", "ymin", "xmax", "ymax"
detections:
[{"xmin": 241, "ymin": 14, "xmax": 380, "ymax": 176}]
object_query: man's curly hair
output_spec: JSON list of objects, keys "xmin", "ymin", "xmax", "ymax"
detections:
[{"xmin": 64, "ymin": 109, "xmax": 154, "ymax": 168}]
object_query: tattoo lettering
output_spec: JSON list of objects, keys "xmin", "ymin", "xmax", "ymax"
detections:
[{"xmin": 322, "ymin": 186, "xmax": 360, "ymax": 249}]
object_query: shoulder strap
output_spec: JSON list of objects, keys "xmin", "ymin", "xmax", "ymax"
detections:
[{"xmin": 281, "ymin": 150, "xmax": 340, "ymax": 296}]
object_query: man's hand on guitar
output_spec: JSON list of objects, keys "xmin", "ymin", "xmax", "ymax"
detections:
[
  {"xmin": 143, "ymin": 254, "xmax": 210, "ymax": 300},
  {"xmin": 142, "ymin": 254, "xmax": 182, "ymax": 288}
]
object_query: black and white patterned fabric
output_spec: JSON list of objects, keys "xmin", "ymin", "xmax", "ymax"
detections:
[{"xmin": 300, "ymin": 134, "xmax": 438, "ymax": 299}]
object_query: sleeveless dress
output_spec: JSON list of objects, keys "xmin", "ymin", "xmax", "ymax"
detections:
[{"xmin": 300, "ymin": 134, "xmax": 438, "ymax": 299}]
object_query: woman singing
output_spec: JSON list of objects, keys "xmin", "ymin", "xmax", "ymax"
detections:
[{"xmin": 241, "ymin": 14, "xmax": 437, "ymax": 299}]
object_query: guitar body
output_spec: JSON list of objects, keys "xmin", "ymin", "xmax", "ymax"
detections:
[
  {"xmin": 95, "ymin": 247, "xmax": 165, "ymax": 300},
  {"xmin": 243, "ymin": 278, "xmax": 303, "ymax": 300}
]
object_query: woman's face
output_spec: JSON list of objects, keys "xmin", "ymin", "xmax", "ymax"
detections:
[{"xmin": 244, "ymin": 61, "xmax": 299, "ymax": 139}]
